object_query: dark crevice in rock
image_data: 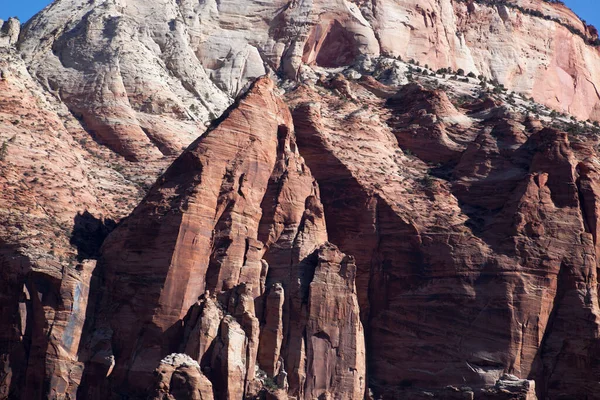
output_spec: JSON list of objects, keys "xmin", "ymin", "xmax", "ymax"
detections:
[{"xmin": 70, "ymin": 211, "xmax": 116, "ymax": 262}]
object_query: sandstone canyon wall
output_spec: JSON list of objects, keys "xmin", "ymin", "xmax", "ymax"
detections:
[
  {"xmin": 17, "ymin": 0, "xmax": 600, "ymax": 137},
  {"xmin": 3, "ymin": 0, "xmax": 600, "ymax": 399},
  {"xmin": 77, "ymin": 77, "xmax": 365, "ymax": 400}
]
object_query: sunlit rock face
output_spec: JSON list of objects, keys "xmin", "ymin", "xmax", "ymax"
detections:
[
  {"xmin": 3, "ymin": 0, "xmax": 600, "ymax": 399},
  {"xmin": 17, "ymin": 0, "xmax": 600, "ymax": 155},
  {"xmin": 78, "ymin": 77, "xmax": 365, "ymax": 400}
]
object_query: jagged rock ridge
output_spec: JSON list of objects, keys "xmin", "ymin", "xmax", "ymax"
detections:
[
  {"xmin": 76, "ymin": 77, "xmax": 365, "ymax": 400},
  {"xmin": 2, "ymin": 0, "xmax": 600, "ymax": 399},
  {"xmin": 18, "ymin": 0, "xmax": 600, "ymax": 143}
]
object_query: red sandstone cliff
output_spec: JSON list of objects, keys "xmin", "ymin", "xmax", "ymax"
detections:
[
  {"xmin": 3, "ymin": 1, "xmax": 600, "ymax": 399},
  {"xmin": 287, "ymin": 76, "xmax": 600, "ymax": 399},
  {"xmin": 76, "ymin": 77, "xmax": 365, "ymax": 400}
]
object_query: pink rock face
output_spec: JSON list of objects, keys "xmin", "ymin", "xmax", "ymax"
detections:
[
  {"xmin": 182, "ymin": 295, "xmax": 223, "ymax": 367},
  {"xmin": 76, "ymin": 77, "xmax": 365, "ymax": 399},
  {"xmin": 369, "ymin": 0, "xmax": 600, "ymax": 121},
  {"xmin": 0, "ymin": 42, "xmax": 157, "ymax": 400},
  {"xmin": 63, "ymin": 72, "xmax": 600, "ymax": 400},
  {"xmin": 286, "ymin": 75, "xmax": 600, "ymax": 399},
  {"xmin": 257, "ymin": 284, "xmax": 284, "ymax": 377},
  {"xmin": 86, "ymin": 77, "xmax": 289, "ymax": 394},
  {"xmin": 5, "ymin": 1, "xmax": 600, "ymax": 399},
  {"xmin": 18, "ymin": 0, "xmax": 600, "ymax": 164},
  {"xmin": 304, "ymin": 244, "xmax": 366, "ymax": 400},
  {"xmin": 304, "ymin": 20, "xmax": 359, "ymax": 68}
]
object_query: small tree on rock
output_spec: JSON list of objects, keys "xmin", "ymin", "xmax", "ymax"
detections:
[{"xmin": 0, "ymin": 141, "xmax": 8, "ymax": 161}]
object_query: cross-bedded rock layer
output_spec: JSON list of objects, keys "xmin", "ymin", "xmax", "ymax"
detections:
[
  {"xmin": 3, "ymin": 1, "xmax": 600, "ymax": 399},
  {"xmin": 17, "ymin": 0, "xmax": 600, "ymax": 158}
]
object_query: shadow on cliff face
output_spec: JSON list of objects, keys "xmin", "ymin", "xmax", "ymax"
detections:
[
  {"xmin": 0, "ymin": 242, "xmax": 31, "ymax": 399},
  {"xmin": 300, "ymin": 20, "xmax": 360, "ymax": 70},
  {"xmin": 70, "ymin": 211, "xmax": 116, "ymax": 261},
  {"xmin": 0, "ymin": 241, "xmax": 68, "ymax": 399}
]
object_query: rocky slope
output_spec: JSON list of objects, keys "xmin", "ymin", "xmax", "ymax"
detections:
[
  {"xmin": 0, "ymin": 30, "xmax": 166, "ymax": 400},
  {"xmin": 3, "ymin": 0, "xmax": 600, "ymax": 399},
  {"xmin": 17, "ymin": 0, "xmax": 600, "ymax": 140},
  {"xmin": 74, "ymin": 77, "xmax": 365, "ymax": 400},
  {"xmin": 287, "ymin": 73, "xmax": 600, "ymax": 399}
]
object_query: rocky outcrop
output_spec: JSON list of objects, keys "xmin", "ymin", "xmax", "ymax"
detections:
[
  {"xmin": 257, "ymin": 284, "xmax": 284, "ymax": 377},
  {"xmin": 286, "ymin": 74, "xmax": 600, "ymax": 399},
  {"xmin": 0, "ymin": 18, "xmax": 20, "ymax": 47},
  {"xmin": 482, "ymin": 374, "xmax": 537, "ymax": 400},
  {"xmin": 15, "ymin": 0, "xmax": 600, "ymax": 143},
  {"xmin": 304, "ymin": 244, "xmax": 365, "ymax": 400},
  {"xmin": 150, "ymin": 353, "xmax": 214, "ymax": 400},
  {"xmin": 370, "ymin": 0, "xmax": 600, "ymax": 121},
  {"xmin": 80, "ymin": 76, "xmax": 293, "ymax": 396},
  {"xmin": 386, "ymin": 82, "xmax": 472, "ymax": 163},
  {"xmin": 0, "ymin": 253, "xmax": 97, "ymax": 400},
  {"xmin": 0, "ymin": 43, "xmax": 157, "ymax": 400},
  {"xmin": 74, "ymin": 77, "xmax": 365, "ymax": 399},
  {"xmin": 212, "ymin": 316, "xmax": 247, "ymax": 400},
  {"xmin": 4, "ymin": 1, "xmax": 600, "ymax": 399},
  {"xmin": 182, "ymin": 295, "xmax": 223, "ymax": 368}
]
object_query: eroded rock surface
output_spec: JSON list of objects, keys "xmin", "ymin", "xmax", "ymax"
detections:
[
  {"xmin": 0, "ymin": 18, "xmax": 20, "ymax": 47},
  {"xmin": 0, "ymin": 43, "xmax": 160, "ymax": 400},
  {"xmin": 16, "ymin": 0, "xmax": 600, "ymax": 148},
  {"xmin": 4, "ymin": 0, "xmax": 600, "ymax": 399},
  {"xmin": 150, "ymin": 353, "xmax": 214, "ymax": 400},
  {"xmin": 75, "ymin": 77, "xmax": 365, "ymax": 399},
  {"xmin": 286, "ymin": 74, "xmax": 600, "ymax": 399}
]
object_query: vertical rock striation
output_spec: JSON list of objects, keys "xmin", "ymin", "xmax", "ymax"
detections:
[
  {"xmin": 4, "ymin": 1, "xmax": 600, "ymax": 399},
  {"xmin": 78, "ymin": 77, "xmax": 366, "ymax": 399},
  {"xmin": 287, "ymin": 74, "xmax": 600, "ymax": 399}
]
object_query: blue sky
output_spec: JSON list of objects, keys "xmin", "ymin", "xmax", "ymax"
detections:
[
  {"xmin": 0, "ymin": 0, "xmax": 599, "ymax": 29},
  {"xmin": 565, "ymin": 0, "xmax": 600, "ymax": 28},
  {"xmin": 1, "ymin": 0, "xmax": 52, "ymax": 22}
]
